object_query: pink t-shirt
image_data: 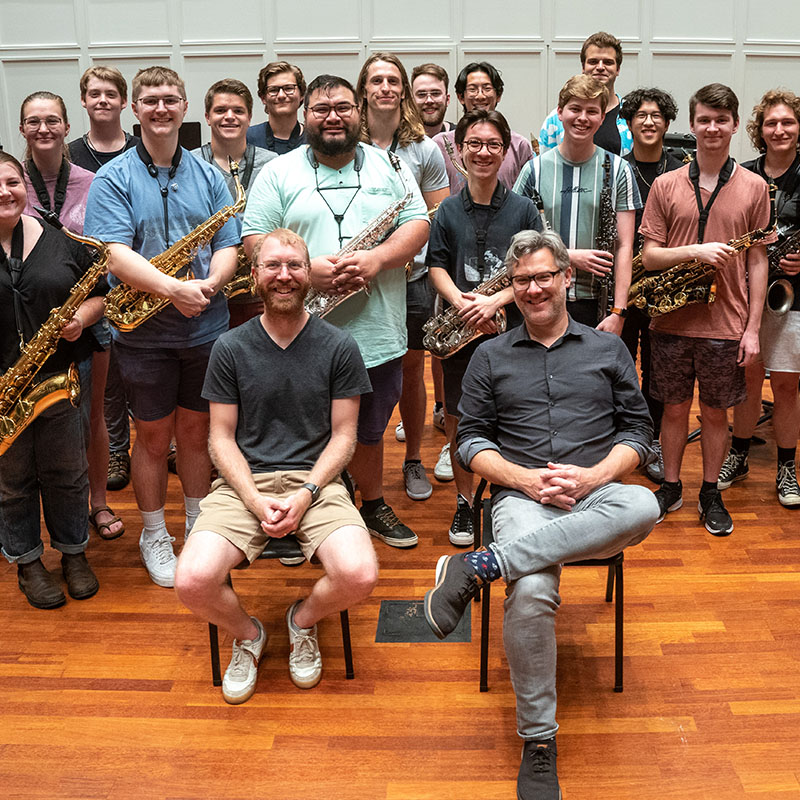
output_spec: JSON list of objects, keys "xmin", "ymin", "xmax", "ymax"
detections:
[
  {"xmin": 639, "ymin": 163, "xmax": 775, "ymax": 340},
  {"xmin": 24, "ymin": 160, "xmax": 94, "ymax": 235}
]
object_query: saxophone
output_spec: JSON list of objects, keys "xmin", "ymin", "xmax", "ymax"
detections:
[
  {"xmin": 629, "ymin": 184, "xmax": 777, "ymax": 318},
  {"xmin": 594, "ymin": 155, "xmax": 617, "ymax": 323},
  {"xmin": 442, "ymin": 136, "xmax": 469, "ymax": 179},
  {"xmin": 221, "ymin": 246, "xmax": 255, "ymax": 300},
  {"xmin": 105, "ymin": 159, "xmax": 246, "ymax": 331},
  {"xmin": 305, "ymin": 151, "xmax": 413, "ymax": 317},
  {"xmin": 0, "ymin": 212, "xmax": 109, "ymax": 456},
  {"xmin": 765, "ymin": 226, "xmax": 800, "ymax": 315}
]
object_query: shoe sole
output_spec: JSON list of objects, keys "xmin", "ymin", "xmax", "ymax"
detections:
[
  {"xmin": 289, "ymin": 668, "xmax": 322, "ymax": 689},
  {"xmin": 697, "ymin": 501, "xmax": 734, "ymax": 536},
  {"xmin": 18, "ymin": 580, "xmax": 66, "ymax": 609},
  {"xmin": 406, "ymin": 485, "xmax": 433, "ymax": 501},
  {"xmin": 656, "ymin": 496, "xmax": 683, "ymax": 523},
  {"xmin": 367, "ymin": 528, "xmax": 419, "ymax": 548},
  {"xmin": 448, "ymin": 531, "xmax": 474, "ymax": 547},
  {"xmin": 778, "ymin": 494, "xmax": 800, "ymax": 507},
  {"xmin": 279, "ymin": 556, "xmax": 306, "ymax": 566},
  {"xmin": 423, "ymin": 555, "xmax": 454, "ymax": 640},
  {"xmin": 717, "ymin": 470, "xmax": 748, "ymax": 491},
  {"xmin": 222, "ymin": 684, "xmax": 257, "ymax": 704},
  {"xmin": 139, "ymin": 552, "xmax": 176, "ymax": 587},
  {"xmin": 433, "ymin": 471, "xmax": 454, "ymax": 482}
]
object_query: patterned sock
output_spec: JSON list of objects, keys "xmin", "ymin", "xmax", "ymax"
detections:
[
  {"xmin": 464, "ymin": 548, "xmax": 501, "ymax": 583},
  {"xmin": 731, "ymin": 436, "xmax": 751, "ymax": 454},
  {"xmin": 140, "ymin": 507, "xmax": 167, "ymax": 537}
]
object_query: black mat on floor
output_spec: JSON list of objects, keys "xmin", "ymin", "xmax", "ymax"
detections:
[{"xmin": 375, "ymin": 599, "xmax": 471, "ymax": 643}]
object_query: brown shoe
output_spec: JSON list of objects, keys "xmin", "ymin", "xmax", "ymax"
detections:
[
  {"xmin": 18, "ymin": 559, "xmax": 66, "ymax": 609},
  {"xmin": 61, "ymin": 553, "xmax": 99, "ymax": 600},
  {"xmin": 107, "ymin": 451, "xmax": 130, "ymax": 491}
]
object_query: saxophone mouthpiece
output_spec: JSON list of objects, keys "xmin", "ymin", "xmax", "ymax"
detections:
[{"xmin": 33, "ymin": 206, "xmax": 64, "ymax": 231}]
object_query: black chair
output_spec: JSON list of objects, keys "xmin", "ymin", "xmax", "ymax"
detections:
[
  {"xmin": 473, "ymin": 478, "xmax": 624, "ymax": 694},
  {"xmin": 208, "ymin": 534, "xmax": 354, "ymax": 686}
]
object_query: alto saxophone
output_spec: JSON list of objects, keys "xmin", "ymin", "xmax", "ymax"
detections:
[
  {"xmin": 305, "ymin": 151, "xmax": 413, "ymax": 317},
  {"xmin": 442, "ymin": 136, "xmax": 469, "ymax": 179},
  {"xmin": 0, "ymin": 211, "xmax": 109, "ymax": 456},
  {"xmin": 222, "ymin": 246, "xmax": 255, "ymax": 300},
  {"xmin": 105, "ymin": 158, "xmax": 246, "ymax": 331},
  {"xmin": 765, "ymin": 225, "xmax": 800, "ymax": 315},
  {"xmin": 594, "ymin": 155, "xmax": 617, "ymax": 323}
]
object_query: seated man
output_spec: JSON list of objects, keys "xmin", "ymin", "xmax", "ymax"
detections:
[
  {"xmin": 423, "ymin": 230, "xmax": 659, "ymax": 799},
  {"xmin": 175, "ymin": 228, "xmax": 378, "ymax": 705}
]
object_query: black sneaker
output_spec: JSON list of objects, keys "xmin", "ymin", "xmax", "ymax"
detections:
[
  {"xmin": 717, "ymin": 449, "xmax": 748, "ymax": 490},
  {"xmin": 361, "ymin": 503, "xmax": 418, "ymax": 548},
  {"xmin": 423, "ymin": 554, "xmax": 482, "ymax": 639},
  {"xmin": 517, "ymin": 738, "xmax": 561, "ymax": 800},
  {"xmin": 654, "ymin": 480, "xmax": 682, "ymax": 523},
  {"xmin": 449, "ymin": 496, "xmax": 474, "ymax": 547},
  {"xmin": 698, "ymin": 489, "xmax": 733, "ymax": 536},
  {"xmin": 776, "ymin": 462, "xmax": 800, "ymax": 507}
]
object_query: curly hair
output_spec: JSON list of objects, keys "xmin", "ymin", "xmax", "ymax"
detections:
[
  {"xmin": 746, "ymin": 88, "xmax": 800, "ymax": 153},
  {"xmin": 357, "ymin": 53, "xmax": 424, "ymax": 148},
  {"xmin": 619, "ymin": 87, "xmax": 678, "ymax": 124}
]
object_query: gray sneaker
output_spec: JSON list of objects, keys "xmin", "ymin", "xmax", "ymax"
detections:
[
  {"xmin": 222, "ymin": 617, "xmax": 267, "ymax": 705},
  {"xmin": 717, "ymin": 450, "xmax": 749, "ymax": 490},
  {"xmin": 403, "ymin": 460, "xmax": 432, "ymax": 500},
  {"xmin": 286, "ymin": 601, "xmax": 322, "ymax": 689},
  {"xmin": 645, "ymin": 439, "xmax": 665, "ymax": 484}
]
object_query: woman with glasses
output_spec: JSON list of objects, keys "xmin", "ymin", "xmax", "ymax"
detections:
[
  {"xmin": 0, "ymin": 151, "xmax": 107, "ymax": 608},
  {"xmin": 426, "ymin": 109, "xmax": 543, "ymax": 548},
  {"xmin": 19, "ymin": 91, "xmax": 125, "ymax": 544}
]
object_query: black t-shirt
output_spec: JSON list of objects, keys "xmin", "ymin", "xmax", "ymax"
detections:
[
  {"xmin": 246, "ymin": 121, "xmax": 305, "ymax": 155},
  {"xmin": 201, "ymin": 314, "xmax": 371, "ymax": 472},
  {"xmin": 594, "ymin": 106, "xmax": 622, "ymax": 155},
  {"xmin": 426, "ymin": 182, "xmax": 544, "ymax": 330},
  {"xmin": 624, "ymin": 149, "xmax": 685, "ymax": 237},
  {"xmin": 0, "ymin": 221, "xmax": 106, "ymax": 376},
  {"xmin": 67, "ymin": 133, "xmax": 138, "ymax": 173}
]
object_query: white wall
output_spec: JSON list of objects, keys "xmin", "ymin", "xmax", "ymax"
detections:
[{"xmin": 1, "ymin": 0, "xmax": 799, "ymax": 161}]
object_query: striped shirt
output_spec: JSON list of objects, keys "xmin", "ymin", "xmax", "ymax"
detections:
[{"xmin": 513, "ymin": 147, "xmax": 641, "ymax": 300}]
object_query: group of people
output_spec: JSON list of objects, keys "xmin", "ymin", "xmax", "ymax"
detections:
[{"xmin": 2, "ymin": 28, "xmax": 799, "ymax": 799}]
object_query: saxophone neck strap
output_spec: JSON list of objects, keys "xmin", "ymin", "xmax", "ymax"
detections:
[
  {"xmin": 309, "ymin": 146, "xmax": 364, "ymax": 249},
  {"xmin": 201, "ymin": 143, "xmax": 255, "ymax": 190},
  {"xmin": 689, "ymin": 156, "xmax": 734, "ymax": 244},
  {"xmin": 462, "ymin": 181, "xmax": 507, "ymax": 278},
  {"xmin": 0, "ymin": 218, "xmax": 30, "ymax": 350},
  {"xmin": 25, "ymin": 157, "xmax": 70, "ymax": 220},
  {"xmin": 136, "ymin": 139, "xmax": 182, "ymax": 246}
]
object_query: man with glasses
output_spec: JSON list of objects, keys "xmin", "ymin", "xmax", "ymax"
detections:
[
  {"xmin": 433, "ymin": 61, "xmax": 533, "ymax": 194},
  {"xmin": 426, "ymin": 109, "xmax": 542, "ymax": 546},
  {"xmin": 84, "ymin": 66, "xmax": 241, "ymax": 587},
  {"xmin": 411, "ymin": 63, "xmax": 455, "ymax": 138},
  {"xmin": 242, "ymin": 75, "xmax": 429, "ymax": 549},
  {"xmin": 539, "ymin": 31, "xmax": 632, "ymax": 156},
  {"xmin": 247, "ymin": 61, "xmax": 306, "ymax": 154},
  {"xmin": 422, "ymin": 229, "xmax": 658, "ymax": 800},
  {"xmin": 175, "ymin": 228, "xmax": 377, "ymax": 705}
]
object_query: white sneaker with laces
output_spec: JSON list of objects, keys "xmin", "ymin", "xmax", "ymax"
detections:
[
  {"xmin": 222, "ymin": 617, "xmax": 267, "ymax": 705},
  {"xmin": 139, "ymin": 529, "xmax": 177, "ymax": 588},
  {"xmin": 286, "ymin": 600, "xmax": 322, "ymax": 689},
  {"xmin": 395, "ymin": 421, "xmax": 406, "ymax": 442},
  {"xmin": 434, "ymin": 443, "xmax": 454, "ymax": 482}
]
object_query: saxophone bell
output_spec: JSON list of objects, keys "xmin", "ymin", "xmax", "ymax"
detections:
[{"xmin": 767, "ymin": 277, "xmax": 794, "ymax": 316}]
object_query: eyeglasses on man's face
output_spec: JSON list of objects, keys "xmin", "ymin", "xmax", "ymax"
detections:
[
  {"xmin": 462, "ymin": 138, "xmax": 504, "ymax": 155},
  {"xmin": 307, "ymin": 102, "xmax": 358, "ymax": 119},
  {"xmin": 266, "ymin": 84, "xmax": 298, "ymax": 98},
  {"xmin": 511, "ymin": 270, "xmax": 563, "ymax": 289},
  {"xmin": 137, "ymin": 96, "xmax": 185, "ymax": 109}
]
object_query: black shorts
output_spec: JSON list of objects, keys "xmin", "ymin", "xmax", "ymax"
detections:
[
  {"xmin": 406, "ymin": 275, "xmax": 435, "ymax": 351},
  {"xmin": 441, "ymin": 337, "xmax": 483, "ymax": 420}
]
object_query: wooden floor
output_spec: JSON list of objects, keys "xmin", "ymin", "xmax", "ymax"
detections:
[{"xmin": 2, "ymin": 357, "xmax": 799, "ymax": 800}]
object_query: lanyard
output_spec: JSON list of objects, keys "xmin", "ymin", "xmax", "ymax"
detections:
[
  {"xmin": 200, "ymin": 143, "xmax": 255, "ymax": 190},
  {"xmin": 309, "ymin": 146, "xmax": 364, "ymax": 250},
  {"xmin": 462, "ymin": 182, "xmax": 507, "ymax": 281},
  {"xmin": 135, "ymin": 139, "xmax": 182, "ymax": 247},
  {"xmin": 0, "ymin": 218, "xmax": 30, "ymax": 351},
  {"xmin": 25, "ymin": 157, "xmax": 70, "ymax": 220},
  {"xmin": 688, "ymin": 157, "xmax": 734, "ymax": 243}
]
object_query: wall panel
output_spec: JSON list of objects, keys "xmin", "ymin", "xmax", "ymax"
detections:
[
  {"xmin": 0, "ymin": 1, "xmax": 77, "ymax": 47},
  {"xmin": 85, "ymin": 0, "xmax": 170, "ymax": 46}
]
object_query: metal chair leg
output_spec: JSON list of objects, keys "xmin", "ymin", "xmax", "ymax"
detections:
[
  {"xmin": 209, "ymin": 623, "xmax": 221, "ymax": 687},
  {"xmin": 614, "ymin": 560, "xmax": 624, "ymax": 693},
  {"xmin": 479, "ymin": 582, "xmax": 491, "ymax": 692},
  {"xmin": 340, "ymin": 609, "xmax": 354, "ymax": 680}
]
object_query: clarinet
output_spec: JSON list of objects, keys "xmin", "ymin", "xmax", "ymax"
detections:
[{"xmin": 595, "ymin": 155, "xmax": 617, "ymax": 323}]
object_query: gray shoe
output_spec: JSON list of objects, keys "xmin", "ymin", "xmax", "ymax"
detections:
[
  {"xmin": 222, "ymin": 617, "xmax": 267, "ymax": 705},
  {"xmin": 403, "ymin": 460, "xmax": 432, "ymax": 500},
  {"xmin": 645, "ymin": 440, "xmax": 665, "ymax": 484}
]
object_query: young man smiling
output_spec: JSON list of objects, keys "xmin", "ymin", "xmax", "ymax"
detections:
[
  {"xmin": 247, "ymin": 61, "xmax": 306, "ymax": 154},
  {"xmin": 411, "ymin": 63, "xmax": 454, "ymax": 138}
]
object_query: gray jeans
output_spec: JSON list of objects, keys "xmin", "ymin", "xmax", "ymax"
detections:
[{"xmin": 490, "ymin": 482, "xmax": 659, "ymax": 740}]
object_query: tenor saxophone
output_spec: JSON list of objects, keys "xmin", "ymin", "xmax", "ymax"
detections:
[
  {"xmin": 765, "ymin": 225, "xmax": 800, "ymax": 315},
  {"xmin": 305, "ymin": 151, "xmax": 413, "ymax": 317},
  {"xmin": 0, "ymin": 212, "xmax": 109, "ymax": 456},
  {"xmin": 105, "ymin": 159, "xmax": 246, "ymax": 331}
]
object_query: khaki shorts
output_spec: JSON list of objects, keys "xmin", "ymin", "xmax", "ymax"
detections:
[{"xmin": 194, "ymin": 471, "xmax": 366, "ymax": 564}]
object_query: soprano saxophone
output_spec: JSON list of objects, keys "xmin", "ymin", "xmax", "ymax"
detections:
[
  {"xmin": 594, "ymin": 155, "xmax": 617, "ymax": 323},
  {"xmin": 305, "ymin": 151, "xmax": 413, "ymax": 317},
  {"xmin": 0, "ymin": 211, "xmax": 109, "ymax": 456},
  {"xmin": 105, "ymin": 159, "xmax": 246, "ymax": 331}
]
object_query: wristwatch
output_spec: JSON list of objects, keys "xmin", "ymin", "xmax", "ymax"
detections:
[
  {"xmin": 301, "ymin": 482, "xmax": 320, "ymax": 502},
  {"xmin": 610, "ymin": 306, "xmax": 628, "ymax": 318}
]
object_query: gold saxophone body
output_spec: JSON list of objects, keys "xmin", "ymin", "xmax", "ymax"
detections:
[
  {"xmin": 221, "ymin": 246, "xmax": 255, "ymax": 300},
  {"xmin": 0, "ymin": 215, "xmax": 109, "ymax": 456},
  {"xmin": 105, "ymin": 159, "xmax": 246, "ymax": 331},
  {"xmin": 305, "ymin": 151, "xmax": 413, "ymax": 317}
]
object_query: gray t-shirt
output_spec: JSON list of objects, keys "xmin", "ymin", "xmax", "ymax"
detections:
[
  {"xmin": 202, "ymin": 314, "xmax": 371, "ymax": 472},
  {"xmin": 191, "ymin": 143, "xmax": 277, "ymax": 199}
]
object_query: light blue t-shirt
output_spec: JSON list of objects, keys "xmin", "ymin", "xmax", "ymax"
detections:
[
  {"xmin": 84, "ymin": 146, "xmax": 242, "ymax": 349},
  {"xmin": 243, "ymin": 143, "xmax": 429, "ymax": 368}
]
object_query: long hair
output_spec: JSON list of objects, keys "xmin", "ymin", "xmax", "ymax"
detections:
[{"xmin": 357, "ymin": 52, "xmax": 424, "ymax": 148}]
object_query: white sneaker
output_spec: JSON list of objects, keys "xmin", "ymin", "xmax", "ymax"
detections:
[
  {"xmin": 432, "ymin": 405, "xmax": 445, "ymax": 432},
  {"xmin": 139, "ymin": 530, "xmax": 177, "ymax": 588},
  {"xmin": 395, "ymin": 421, "xmax": 406, "ymax": 442},
  {"xmin": 222, "ymin": 617, "xmax": 267, "ymax": 705},
  {"xmin": 286, "ymin": 600, "xmax": 322, "ymax": 689},
  {"xmin": 434, "ymin": 444, "xmax": 454, "ymax": 482}
]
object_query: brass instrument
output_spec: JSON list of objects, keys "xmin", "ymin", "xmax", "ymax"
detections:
[
  {"xmin": 105, "ymin": 158, "xmax": 246, "ymax": 331},
  {"xmin": 530, "ymin": 134, "xmax": 540, "ymax": 156},
  {"xmin": 594, "ymin": 155, "xmax": 617, "ymax": 323},
  {"xmin": 0, "ymin": 212, "xmax": 109, "ymax": 456},
  {"xmin": 222, "ymin": 246, "xmax": 255, "ymax": 300},
  {"xmin": 305, "ymin": 151, "xmax": 413, "ymax": 317},
  {"xmin": 442, "ymin": 136, "xmax": 469, "ymax": 179},
  {"xmin": 422, "ymin": 270, "xmax": 510, "ymax": 358},
  {"xmin": 402, "ymin": 202, "xmax": 440, "ymax": 279},
  {"xmin": 766, "ymin": 226, "xmax": 800, "ymax": 316}
]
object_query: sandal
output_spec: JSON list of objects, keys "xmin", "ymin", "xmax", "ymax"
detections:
[{"xmin": 89, "ymin": 505, "xmax": 125, "ymax": 540}]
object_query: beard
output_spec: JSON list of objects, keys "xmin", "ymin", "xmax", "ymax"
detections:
[
  {"xmin": 420, "ymin": 106, "xmax": 446, "ymax": 128},
  {"xmin": 306, "ymin": 121, "xmax": 360, "ymax": 157},
  {"xmin": 255, "ymin": 282, "xmax": 310, "ymax": 317}
]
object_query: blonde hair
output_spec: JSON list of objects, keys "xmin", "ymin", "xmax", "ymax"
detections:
[
  {"xmin": 131, "ymin": 66, "xmax": 186, "ymax": 102},
  {"xmin": 558, "ymin": 74, "xmax": 609, "ymax": 113},
  {"xmin": 251, "ymin": 228, "xmax": 310, "ymax": 267}
]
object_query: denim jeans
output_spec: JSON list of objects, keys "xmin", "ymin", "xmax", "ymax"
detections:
[
  {"xmin": 490, "ymin": 482, "xmax": 659, "ymax": 740},
  {"xmin": 0, "ymin": 358, "xmax": 92, "ymax": 564}
]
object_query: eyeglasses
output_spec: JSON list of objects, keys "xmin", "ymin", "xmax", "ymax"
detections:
[
  {"xmin": 465, "ymin": 84, "xmax": 496, "ymax": 96},
  {"xmin": 266, "ymin": 84, "xmax": 298, "ymax": 98},
  {"xmin": 414, "ymin": 90, "xmax": 444, "ymax": 101},
  {"xmin": 308, "ymin": 102, "xmax": 358, "ymax": 119},
  {"xmin": 462, "ymin": 138, "xmax": 504, "ymax": 154},
  {"xmin": 257, "ymin": 260, "xmax": 308, "ymax": 273},
  {"xmin": 511, "ymin": 270, "xmax": 563, "ymax": 289},
  {"xmin": 21, "ymin": 116, "xmax": 64, "ymax": 130},
  {"xmin": 137, "ymin": 96, "xmax": 184, "ymax": 109},
  {"xmin": 633, "ymin": 111, "xmax": 665, "ymax": 123}
]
